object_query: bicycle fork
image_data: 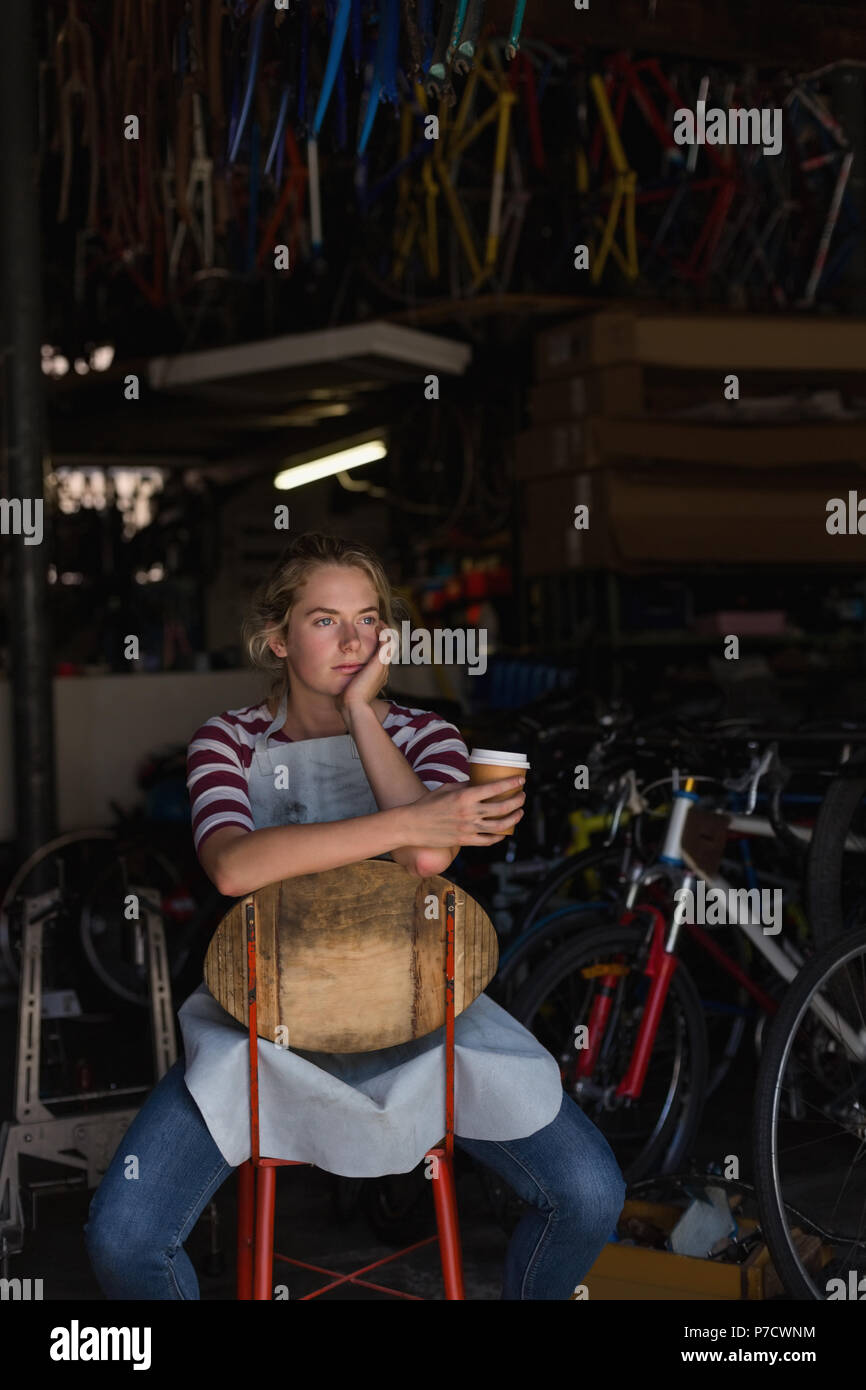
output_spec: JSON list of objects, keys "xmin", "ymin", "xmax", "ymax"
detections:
[
  {"xmin": 575, "ymin": 787, "xmax": 703, "ymax": 1104},
  {"xmin": 573, "ymin": 901, "xmax": 684, "ymax": 1103}
]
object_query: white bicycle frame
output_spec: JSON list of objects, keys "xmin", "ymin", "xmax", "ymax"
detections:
[
  {"xmin": 633, "ymin": 782, "xmax": 866, "ymax": 1066},
  {"xmin": 728, "ymin": 814, "xmax": 865, "ymax": 851}
]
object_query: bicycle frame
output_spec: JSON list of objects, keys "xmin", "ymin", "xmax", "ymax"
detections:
[
  {"xmin": 495, "ymin": 784, "xmax": 820, "ymax": 974},
  {"xmin": 597, "ymin": 783, "xmax": 866, "ymax": 1111}
]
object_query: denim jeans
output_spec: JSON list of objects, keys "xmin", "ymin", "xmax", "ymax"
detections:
[{"xmin": 84, "ymin": 1056, "xmax": 626, "ymax": 1300}]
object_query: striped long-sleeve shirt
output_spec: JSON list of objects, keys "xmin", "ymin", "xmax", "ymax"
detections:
[{"xmin": 186, "ymin": 699, "xmax": 471, "ymax": 857}]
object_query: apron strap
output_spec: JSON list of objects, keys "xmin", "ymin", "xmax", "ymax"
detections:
[{"xmin": 253, "ymin": 688, "xmax": 288, "ymax": 774}]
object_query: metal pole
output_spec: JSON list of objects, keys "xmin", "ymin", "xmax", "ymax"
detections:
[
  {"xmin": 0, "ymin": 0, "xmax": 57, "ymax": 874},
  {"xmin": 832, "ymin": 66, "xmax": 866, "ymax": 311}
]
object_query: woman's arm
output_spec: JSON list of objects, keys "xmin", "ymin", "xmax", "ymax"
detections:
[
  {"xmin": 344, "ymin": 703, "xmax": 462, "ymax": 875},
  {"xmin": 204, "ymin": 806, "xmax": 418, "ymax": 898}
]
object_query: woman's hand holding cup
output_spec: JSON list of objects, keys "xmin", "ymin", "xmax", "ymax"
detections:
[
  {"xmin": 402, "ymin": 776, "xmax": 526, "ymax": 849},
  {"xmin": 466, "ymin": 747, "xmax": 530, "ymax": 844}
]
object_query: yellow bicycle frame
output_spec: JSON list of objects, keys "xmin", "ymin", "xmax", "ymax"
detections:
[
  {"xmin": 392, "ymin": 42, "xmax": 520, "ymax": 289},
  {"xmin": 587, "ymin": 73, "xmax": 638, "ymax": 282}
]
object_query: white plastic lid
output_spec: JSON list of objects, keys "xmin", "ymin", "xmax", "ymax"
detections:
[{"xmin": 469, "ymin": 748, "xmax": 530, "ymax": 767}]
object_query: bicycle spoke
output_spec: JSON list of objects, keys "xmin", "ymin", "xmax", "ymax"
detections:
[{"xmin": 757, "ymin": 931, "xmax": 866, "ymax": 1297}]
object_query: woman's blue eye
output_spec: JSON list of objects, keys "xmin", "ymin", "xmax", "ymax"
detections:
[{"xmin": 314, "ymin": 616, "xmax": 377, "ymax": 627}]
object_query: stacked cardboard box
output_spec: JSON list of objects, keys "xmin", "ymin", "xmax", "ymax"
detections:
[
  {"xmin": 533, "ymin": 311, "xmax": 866, "ymax": 376},
  {"xmin": 519, "ymin": 309, "xmax": 866, "ymax": 575}
]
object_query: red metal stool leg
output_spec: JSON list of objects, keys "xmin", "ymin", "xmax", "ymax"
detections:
[
  {"xmin": 245, "ymin": 896, "xmax": 276, "ymax": 1301},
  {"xmin": 239, "ymin": 885, "xmax": 469, "ymax": 1300},
  {"xmin": 434, "ymin": 888, "xmax": 465, "ymax": 1298},
  {"xmin": 253, "ymin": 1164, "xmax": 277, "ymax": 1300},
  {"xmin": 429, "ymin": 1149, "xmax": 465, "ymax": 1299},
  {"xmin": 236, "ymin": 1160, "xmax": 255, "ymax": 1300}
]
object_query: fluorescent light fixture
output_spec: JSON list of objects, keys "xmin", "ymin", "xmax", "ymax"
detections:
[{"xmin": 274, "ymin": 438, "xmax": 387, "ymax": 491}]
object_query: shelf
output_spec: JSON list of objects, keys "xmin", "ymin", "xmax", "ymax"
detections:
[{"xmin": 598, "ymin": 631, "xmax": 865, "ymax": 648}]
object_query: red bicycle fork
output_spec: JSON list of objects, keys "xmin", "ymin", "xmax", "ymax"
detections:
[
  {"xmin": 573, "ymin": 902, "xmax": 780, "ymax": 1105},
  {"xmin": 575, "ymin": 905, "xmax": 676, "ymax": 1099}
]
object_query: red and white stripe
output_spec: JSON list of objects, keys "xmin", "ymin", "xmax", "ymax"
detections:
[{"xmin": 186, "ymin": 700, "xmax": 470, "ymax": 855}]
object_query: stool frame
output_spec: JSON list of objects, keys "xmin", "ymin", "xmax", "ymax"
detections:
[{"xmin": 236, "ymin": 883, "xmax": 465, "ymax": 1300}]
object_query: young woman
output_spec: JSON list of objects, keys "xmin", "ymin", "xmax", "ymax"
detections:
[{"xmin": 84, "ymin": 532, "xmax": 625, "ymax": 1300}]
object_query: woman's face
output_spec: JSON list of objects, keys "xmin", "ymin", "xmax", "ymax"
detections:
[{"xmin": 271, "ymin": 564, "xmax": 384, "ymax": 696}]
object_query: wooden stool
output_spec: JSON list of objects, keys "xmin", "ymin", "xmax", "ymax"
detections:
[{"xmin": 233, "ymin": 873, "xmax": 478, "ymax": 1300}]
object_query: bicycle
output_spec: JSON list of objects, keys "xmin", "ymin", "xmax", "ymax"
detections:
[
  {"xmin": 0, "ymin": 784, "xmax": 226, "ymax": 1011},
  {"xmin": 506, "ymin": 744, "xmax": 828, "ymax": 1183},
  {"xmin": 805, "ymin": 744, "xmax": 866, "ymax": 949},
  {"xmin": 491, "ymin": 712, "xmax": 864, "ymax": 1007},
  {"xmin": 752, "ymin": 924, "xmax": 866, "ymax": 1298}
]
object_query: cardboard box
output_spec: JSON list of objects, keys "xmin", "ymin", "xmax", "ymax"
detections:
[
  {"xmin": 534, "ymin": 313, "xmax": 637, "ymax": 378},
  {"xmin": 534, "ymin": 310, "xmax": 866, "ymax": 378},
  {"xmin": 529, "ymin": 365, "xmax": 644, "ymax": 423},
  {"xmin": 516, "ymin": 418, "xmax": 866, "ymax": 479},
  {"xmin": 529, "ymin": 364, "xmax": 866, "ymax": 424},
  {"xmin": 519, "ymin": 467, "xmax": 866, "ymax": 574},
  {"xmin": 610, "ymin": 469, "xmax": 866, "ymax": 565},
  {"xmin": 520, "ymin": 472, "xmax": 610, "ymax": 573},
  {"xmin": 515, "ymin": 422, "xmax": 595, "ymax": 480},
  {"xmin": 581, "ymin": 1199, "xmax": 832, "ymax": 1301},
  {"xmin": 595, "ymin": 417, "xmax": 866, "ymax": 468}
]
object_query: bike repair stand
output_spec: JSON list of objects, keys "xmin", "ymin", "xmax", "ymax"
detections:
[{"xmin": 0, "ymin": 883, "xmax": 175, "ymax": 1275}]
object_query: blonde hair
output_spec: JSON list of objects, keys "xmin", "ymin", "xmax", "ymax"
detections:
[{"xmin": 242, "ymin": 532, "xmax": 409, "ymax": 705}]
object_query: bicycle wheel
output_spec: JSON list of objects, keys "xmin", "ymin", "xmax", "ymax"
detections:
[
  {"xmin": 509, "ymin": 923, "xmax": 709, "ymax": 1183},
  {"xmin": 492, "ymin": 846, "xmax": 630, "ymax": 1008},
  {"xmin": 500, "ymin": 848, "xmax": 748, "ymax": 1102},
  {"xmin": 78, "ymin": 839, "xmax": 203, "ymax": 1007},
  {"xmin": 805, "ymin": 752, "xmax": 866, "ymax": 950},
  {"xmin": 0, "ymin": 830, "xmax": 117, "ymax": 987},
  {"xmin": 515, "ymin": 845, "xmax": 630, "ymax": 938},
  {"xmin": 753, "ymin": 924, "xmax": 866, "ymax": 1299}
]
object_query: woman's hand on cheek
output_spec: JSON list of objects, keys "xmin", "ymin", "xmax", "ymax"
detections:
[{"xmin": 336, "ymin": 623, "xmax": 390, "ymax": 719}]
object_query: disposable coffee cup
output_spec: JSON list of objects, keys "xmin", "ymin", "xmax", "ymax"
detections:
[{"xmin": 468, "ymin": 748, "xmax": 530, "ymax": 804}]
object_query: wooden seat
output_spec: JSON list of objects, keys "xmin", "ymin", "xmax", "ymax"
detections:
[
  {"xmin": 206, "ymin": 859, "xmax": 498, "ymax": 1052},
  {"xmin": 222, "ymin": 863, "xmax": 493, "ymax": 1299}
]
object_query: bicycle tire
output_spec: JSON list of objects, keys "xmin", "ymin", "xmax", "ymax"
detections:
[
  {"xmin": 509, "ymin": 924, "xmax": 709, "ymax": 1183},
  {"xmin": 0, "ymin": 830, "xmax": 117, "ymax": 985},
  {"xmin": 752, "ymin": 924, "xmax": 866, "ymax": 1299},
  {"xmin": 805, "ymin": 752, "xmax": 866, "ymax": 951},
  {"xmin": 78, "ymin": 842, "xmax": 195, "ymax": 1006},
  {"xmin": 491, "ymin": 846, "xmax": 627, "ymax": 1007},
  {"xmin": 513, "ymin": 846, "xmax": 623, "ymax": 939}
]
